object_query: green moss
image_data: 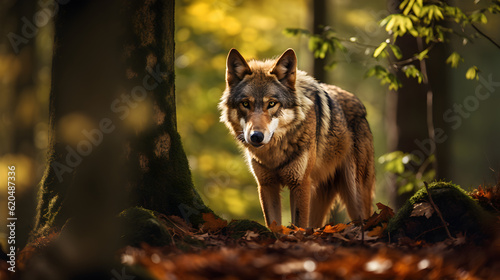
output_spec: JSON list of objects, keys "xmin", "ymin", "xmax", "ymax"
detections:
[
  {"xmin": 226, "ymin": 219, "xmax": 273, "ymax": 239},
  {"xmin": 118, "ymin": 207, "xmax": 172, "ymax": 247},
  {"xmin": 388, "ymin": 181, "xmax": 496, "ymax": 242}
]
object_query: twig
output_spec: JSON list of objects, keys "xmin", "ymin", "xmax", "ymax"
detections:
[
  {"xmin": 361, "ymin": 218, "xmax": 365, "ymax": 245},
  {"xmin": 423, "ymin": 182, "xmax": 453, "ymax": 240},
  {"xmin": 391, "ymin": 42, "xmax": 436, "ymax": 68},
  {"xmin": 414, "ymin": 224, "xmax": 447, "ymax": 240},
  {"xmin": 417, "ymin": 38, "xmax": 438, "ymax": 175},
  {"xmin": 471, "ymin": 24, "xmax": 500, "ymax": 50}
]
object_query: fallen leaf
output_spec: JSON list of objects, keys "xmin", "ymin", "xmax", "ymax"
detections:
[
  {"xmin": 323, "ymin": 223, "xmax": 348, "ymax": 234},
  {"xmin": 269, "ymin": 221, "xmax": 282, "ymax": 233},
  {"xmin": 365, "ymin": 203, "xmax": 395, "ymax": 229},
  {"xmin": 201, "ymin": 213, "xmax": 227, "ymax": 232},
  {"xmin": 243, "ymin": 230, "xmax": 259, "ymax": 240},
  {"xmin": 410, "ymin": 202, "xmax": 435, "ymax": 219},
  {"xmin": 367, "ymin": 223, "xmax": 387, "ymax": 237},
  {"xmin": 281, "ymin": 226, "xmax": 293, "ymax": 235}
]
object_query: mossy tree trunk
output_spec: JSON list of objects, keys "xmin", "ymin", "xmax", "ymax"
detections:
[{"xmin": 34, "ymin": 0, "xmax": 210, "ymax": 238}]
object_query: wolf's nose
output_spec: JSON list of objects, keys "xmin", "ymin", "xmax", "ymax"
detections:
[{"xmin": 250, "ymin": 131, "xmax": 264, "ymax": 144}]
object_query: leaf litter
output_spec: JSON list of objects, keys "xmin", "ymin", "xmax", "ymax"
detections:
[
  {"xmin": 116, "ymin": 201, "xmax": 500, "ymax": 279},
  {"xmin": 6, "ymin": 185, "xmax": 500, "ymax": 279}
]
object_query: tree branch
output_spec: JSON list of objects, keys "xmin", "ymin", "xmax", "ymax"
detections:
[{"xmin": 471, "ymin": 23, "xmax": 500, "ymax": 50}]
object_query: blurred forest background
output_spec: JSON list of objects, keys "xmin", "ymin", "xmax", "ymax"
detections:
[{"xmin": 1, "ymin": 0, "xmax": 499, "ymax": 250}]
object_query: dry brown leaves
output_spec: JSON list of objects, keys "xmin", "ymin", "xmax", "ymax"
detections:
[{"xmin": 117, "ymin": 203, "xmax": 500, "ymax": 279}]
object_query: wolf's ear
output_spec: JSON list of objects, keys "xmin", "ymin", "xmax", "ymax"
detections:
[
  {"xmin": 271, "ymin": 49, "xmax": 297, "ymax": 90},
  {"xmin": 226, "ymin": 49, "xmax": 252, "ymax": 87}
]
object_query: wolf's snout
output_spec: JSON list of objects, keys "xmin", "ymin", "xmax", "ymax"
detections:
[{"xmin": 250, "ymin": 131, "xmax": 264, "ymax": 146}]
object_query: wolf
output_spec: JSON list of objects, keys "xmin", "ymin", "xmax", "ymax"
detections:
[{"xmin": 219, "ymin": 48, "xmax": 375, "ymax": 228}]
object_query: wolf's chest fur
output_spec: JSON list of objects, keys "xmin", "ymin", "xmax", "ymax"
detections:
[{"xmin": 219, "ymin": 49, "xmax": 375, "ymax": 228}]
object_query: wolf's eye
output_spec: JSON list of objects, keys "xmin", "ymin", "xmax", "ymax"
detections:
[
  {"xmin": 241, "ymin": 101, "xmax": 250, "ymax": 108},
  {"xmin": 268, "ymin": 101, "xmax": 277, "ymax": 108}
]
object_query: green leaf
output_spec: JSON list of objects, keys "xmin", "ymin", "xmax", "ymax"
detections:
[
  {"xmin": 388, "ymin": 160, "xmax": 405, "ymax": 174},
  {"xmin": 488, "ymin": 4, "xmax": 500, "ymax": 14},
  {"xmin": 416, "ymin": 48, "xmax": 429, "ymax": 60},
  {"xmin": 319, "ymin": 42, "xmax": 329, "ymax": 59},
  {"xmin": 373, "ymin": 42, "xmax": 387, "ymax": 58},
  {"xmin": 402, "ymin": 65, "xmax": 423, "ymax": 83},
  {"xmin": 470, "ymin": 11, "xmax": 488, "ymax": 24},
  {"xmin": 387, "ymin": 74, "xmax": 402, "ymax": 90},
  {"xmin": 481, "ymin": 13, "xmax": 488, "ymax": 24},
  {"xmin": 283, "ymin": 28, "xmax": 310, "ymax": 37},
  {"xmin": 379, "ymin": 151, "xmax": 406, "ymax": 174},
  {"xmin": 308, "ymin": 36, "xmax": 323, "ymax": 56},
  {"xmin": 365, "ymin": 65, "xmax": 387, "ymax": 78},
  {"xmin": 365, "ymin": 66, "xmax": 402, "ymax": 90},
  {"xmin": 324, "ymin": 61, "xmax": 337, "ymax": 71},
  {"xmin": 446, "ymin": 52, "xmax": 463, "ymax": 68},
  {"xmin": 384, "ymin": 16, "xmax": 397, "ymax": 32},
  {"xmin": 429, "ymin": 5, "xmax": 444, "ymax": 20},
  {"xmin": 465, "ymin": 66, "xmax": 479, "ymax": 80},
  {"xmin": 389, "ymin": 44, "xmax": 403, "ymax": 59},
  {"xmin": 403, "ymin": 0, "xmax": 415, "ymax": 15},
  {"xmin": 378, "ymin": 151, "xmax": 405, "ymax": 164},
  {"xmin": 412, "ymin": 2, "xmax": 422, "ymax": 17},
  {"xmin": 399, "ymin": 0, "xmax": 410, "ymax": 11},
  {"xmin": 333, "ymin": 38, "xmax": 347, "ymax": 52}
]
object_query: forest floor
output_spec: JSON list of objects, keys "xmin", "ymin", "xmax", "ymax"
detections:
[
  {"xmin": 119, "ymin": 206, "xmax": 500, "ymax": 280},
  {"xmin": 115, "ymin": 183, "xmax": 500, "ymax": 280},
  {"xmin": 3, "ymin": 183, "xmax": 500, "ymax": 279}
]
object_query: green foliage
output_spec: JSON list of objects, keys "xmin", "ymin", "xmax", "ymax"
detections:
[
  {"xmin": 466, "ymin": 65, "xmax": 479, "ymax": 80},
  {"xmin": 402, "ymin": 64, "xmax": 423, "ymax": 83},
  {"xmin": 284, "ymin": 27, "xmax": 347, "ymax": 63},
  {"xmin": 286, "ymin": 0, "xmax": 500, "ymax": 89},
  {"xmin": 373, "ymin": 42, "xmax": 388, "ymax": 58},
  {"xmin": 446, "ymin": 52, "xmax": 463, "ymax": 68},
  {"xmin": 365, "ymin": 65, "xmax": 402, "ymax": 90},
  {"xmin": 379, "ymin": 151, "xmax": 435, "ymax": 195},
  {"xmin": 377, "ymin": 0, "xmax": 499, "ymax": 86}
]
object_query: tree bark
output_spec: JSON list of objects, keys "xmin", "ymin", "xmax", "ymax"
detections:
[
  {"xmin": 34, "ymin": 0, "xmax": 211, "ymax": 239},
  {"xmin": 386, "ymin": 0, "xmax": 450, "ymax": 209},
  {"xmin": 310, "ymin": 0, "xmax": 327, "ymax": 83}
]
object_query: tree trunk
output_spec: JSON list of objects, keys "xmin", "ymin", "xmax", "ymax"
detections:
[
  {"xmin": 310, "ymin": 0, "xmax": 327, "ymax": 83},
  {"xmin": 34, "ymin": 0, "xmax": 210, "ymax": 239},
  {"xmin": 386, "ymin": 0, "xmax": 450, "ymax": 209},
  {"xmin": 385, "ymin": 34, "xmax": 428, "ymax": 208}
]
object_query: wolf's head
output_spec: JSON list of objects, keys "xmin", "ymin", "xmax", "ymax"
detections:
[{"xmin": 219, "ymin": 49, "xmax": 300, "ymax": 148}]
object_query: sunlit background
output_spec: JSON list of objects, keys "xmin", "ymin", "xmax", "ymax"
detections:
[{"xmin": 1, "ymin": 0, "xmax": 499, "ymax": 249}]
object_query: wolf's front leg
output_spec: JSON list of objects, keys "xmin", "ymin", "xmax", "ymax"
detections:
[
  {"xmin": 290, "ymin": 177, "xmax": 312, "ymax": 228},
  {"xmin": 258, "ymin": 184, "xmax": 281, "ymax": 227}
]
